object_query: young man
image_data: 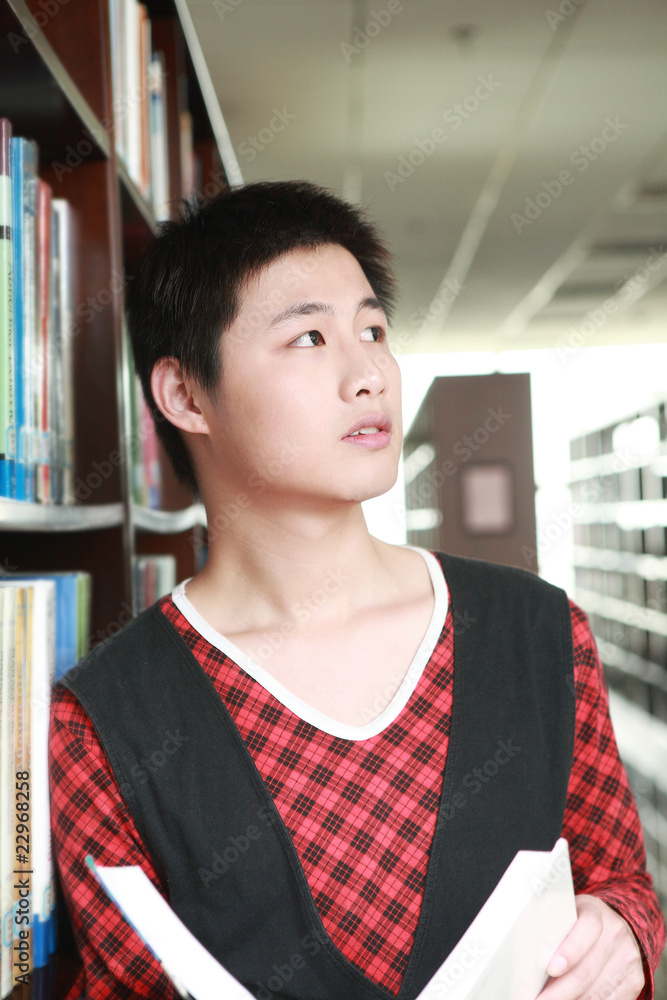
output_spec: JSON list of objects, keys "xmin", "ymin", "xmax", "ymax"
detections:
[{"xmin": 50, "ymin": 181, "xmax": 664, "ymax": 1000}]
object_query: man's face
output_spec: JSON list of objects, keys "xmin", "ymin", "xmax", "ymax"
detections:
[{"xmin": 194, "ymin": 243, "xmax": 403, "ymax": 509}]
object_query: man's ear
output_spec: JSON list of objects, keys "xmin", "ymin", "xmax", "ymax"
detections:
[{"xmin": 150, "ymin": 357, "xmax": 210, "ymax": 436}]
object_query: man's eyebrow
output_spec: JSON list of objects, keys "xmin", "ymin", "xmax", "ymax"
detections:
[{"xmin": 268, "ymin": 296, "xmax": 384, "ymax": 328}]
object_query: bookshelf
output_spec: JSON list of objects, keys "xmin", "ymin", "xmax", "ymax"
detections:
[
  {"xmin": 0, "ymin": 0, "xmax": 238, "ymax": 993},
  {"xmin": 570, "ymin": 400, "xmax": 667, "ymax": 990},
  {"xmin": 0, "ymin": 0, "xmax": 239, "ymax": 635}
]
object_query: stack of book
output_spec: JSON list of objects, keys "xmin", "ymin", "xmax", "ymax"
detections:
[
  {"xmin": 109, "ymin": 0, "xmax": 173, "ymax": 219},
  {"xmin": 0, "ymin": 571, "xmax": 91, "ymax": 995},
  {"xmin": 0, "ymin": 119, "xmax": 76, "ymax": 505}
]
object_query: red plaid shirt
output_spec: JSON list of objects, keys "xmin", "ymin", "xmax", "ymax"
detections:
[{"xmin": 49, "ymin": 559, "xmax": 665, "ymax": 1000}]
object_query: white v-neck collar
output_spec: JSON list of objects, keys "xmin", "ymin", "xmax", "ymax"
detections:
[{"xmin": 170, "ymin": 545, "xmax": 448, "ymax": 742}]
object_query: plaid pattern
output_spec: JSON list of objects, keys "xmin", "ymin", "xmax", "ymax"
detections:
[{"xmin": 50, "ymin": 563, "xmax": 665, "ymax": 1000}]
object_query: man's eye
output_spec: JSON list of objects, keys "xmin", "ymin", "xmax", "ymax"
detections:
[
  {"xmin": 290, "ymin": 330, "xmax": 323, "ymax": 347},
  {"xmin": 361, "ymin": 326, "xmax": 385, "ymax": 342}
]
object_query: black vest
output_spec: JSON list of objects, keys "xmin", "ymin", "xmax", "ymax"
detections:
[{"xmin": 60, "ymin": 552, "xmax": 575, "ymax": 1000}]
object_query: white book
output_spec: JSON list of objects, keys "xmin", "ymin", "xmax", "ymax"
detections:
[
  {"xmin": 25, "ymin": 579, "xmax": 56, "ymax": 968},
  {"xmin": 90, "ymin": 838, "xmax": 576, "ymax": 1000},
  {"xmin": 124, "ymin": 0, "xmax": 142, "ymax": 186},
  {"xmin": 415, "ymin": 838, "xmax": 577, "ymax": 1000},
  {"xmin": 50, "ymin": 200, "xmax": 74, "ymax": 504},
  {"xmin": 0, "ymin": 578, "xmax": 57, "ymax": 971}
]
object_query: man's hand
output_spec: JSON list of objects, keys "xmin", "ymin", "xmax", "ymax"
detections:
[{"xmin": 538, "ymin": 895, "xmax": 645, "ymax": 1000}]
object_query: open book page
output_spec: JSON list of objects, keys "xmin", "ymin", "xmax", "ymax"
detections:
[
  {"xmin": 415, "ymin": 838, "xmax": 577, "ymax": 1000},
  {"xmin": 87, "ymin": 857, "xmax": 254, "ymax": 1000},
  {"xmin": 89, "ymin": 838, "xmax": 576, "ymax": 1000}
]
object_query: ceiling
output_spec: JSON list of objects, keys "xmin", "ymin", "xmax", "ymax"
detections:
[{"xmin": 182, "ymin": 0, "xmax": 667, "ymax": 355}]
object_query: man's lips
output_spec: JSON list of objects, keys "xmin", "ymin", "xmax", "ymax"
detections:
[
  {"xmin": 342, "ymin": 413, "xmax": 392, "ymax": 438},
  {"xmin": 342, "ymin": 413, "xmax": 392, "ymax": 449}
]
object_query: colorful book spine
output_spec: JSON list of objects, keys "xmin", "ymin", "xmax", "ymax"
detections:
[
  {"xmin": 50, "ymin": 200, "xmax": 75, "ymax": 504},
  {"xmin": 149, "ymin": 52, "xmax": 170, "ymax": 221},
  {"xmin": 10, "ymin": 139, "xmax": 26, "ymax": 501},
  {"xmin": 0, "ymin": 119, "xmax": 14, "ymax": 498},
  {"xmin": 133, "ymin": 555, "xmax": 176, "ymax": 614},
  {"xmin": 139, "ymin": 3, "xmax": 152, "ymax": 201},
  {"xmin": 36, "ymin": 180, "xmax": 52, "ymax": 504},
  {"xmin": 0, "ymin": 571, "xmax": 91, "ymax": 981},
  {"xmin": 12, "ymin": 139, "xmax": 39, "ymax": 503}
]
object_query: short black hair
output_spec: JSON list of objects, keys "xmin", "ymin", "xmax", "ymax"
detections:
[{"xmin": 126, "ymin": 179, "xmax": 398, "ymax": 500}]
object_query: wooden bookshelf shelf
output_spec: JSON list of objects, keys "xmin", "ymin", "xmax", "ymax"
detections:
[
  {"xmin": 0, "ymin": 0, "xmax": 234, "ymax": 637},
  {"xmin": 0, "ymin": 501, "xmax": 124, "ymax": 532},
  {"xmin": 0, "ymin": 0, "xmax": 110, "ymax": 162},
  {"xmin": 0, "ymin": 0, "xmax": 238, "ymax": 990},
  {"xmin": 131, "ymin": 502, "xmax": 206, "ymax": 534}
]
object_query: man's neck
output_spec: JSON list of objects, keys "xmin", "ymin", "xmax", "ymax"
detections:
[{"xmin": 185, "ymin": 498, "xmax": 402, "ymax": 636}]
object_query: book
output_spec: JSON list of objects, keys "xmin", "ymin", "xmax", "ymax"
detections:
[
  {"xmin": 0, "ymin": 572, "xmax": 88, "ymax": 986},
  {"xmin": 148, "ymin": 51, "xmax": 170, "ymax": 221},
  {"xmin": 3, "ymin": 128, "xmax": 75, "ymax": 507},
  {"xmin": 0, "ymin": 118, "xmax": 13, "ymax": 498},
  {"xmin": 50, "ymin": 199, "xmax": 75, "ymax": 504},
  {"xmin": 22, "ymin": 580, "xmax": 55, "ymax": 969},
  {"xmin": 36, "ymin": 179, "xmax": 52, "ymax": 503},
  {"xmin": 133, "ymin": 555, "xmax": 176, "ymax": 614},
  {"xmin": 89, "ymin": 838, "xmax": 577, "ymax": 1000},
  {"xmin": 8, "ymin": 571, "xmax": 91, "ymax": 682},
  {"xmin": 414, "ymin": 837, "xmax": 577, "ymax": 1000},
  {"xmin": 9, "ymin": 137, "xmax": 38, "ymax": 503}
]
